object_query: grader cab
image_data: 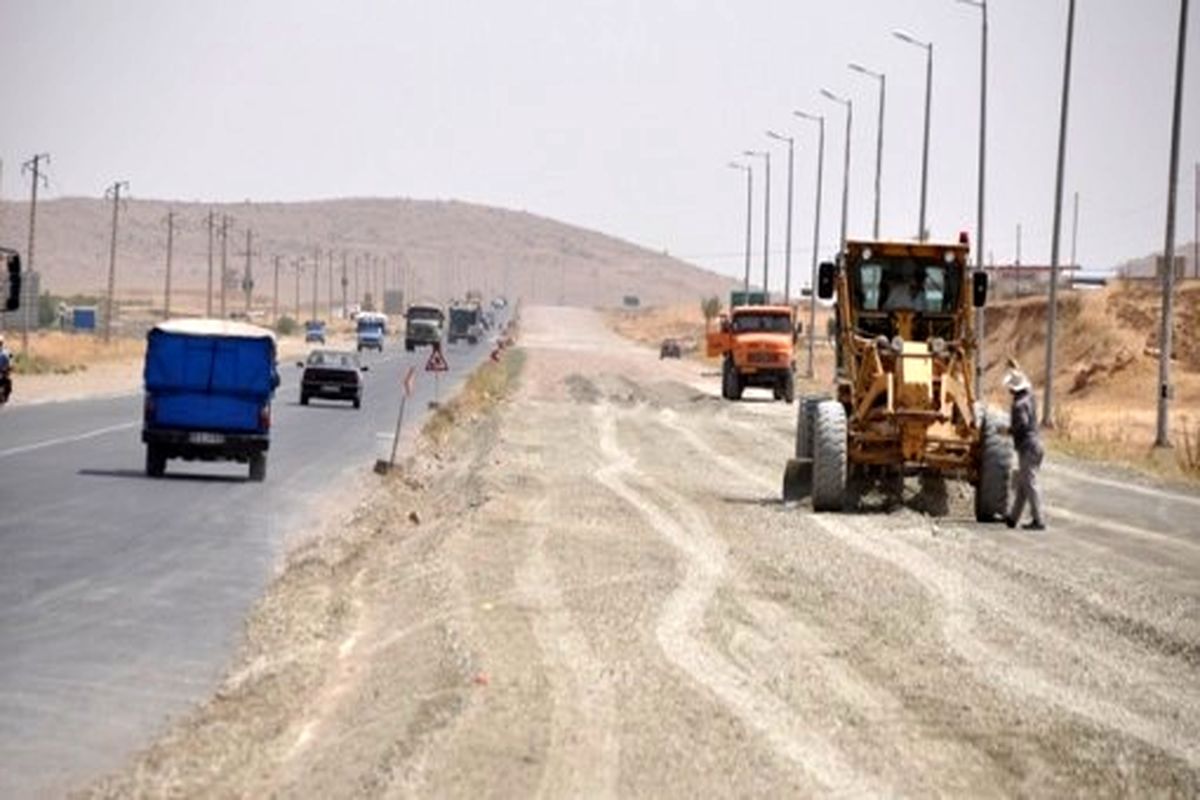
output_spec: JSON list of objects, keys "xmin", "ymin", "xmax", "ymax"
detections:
[{"xmin": 782, "ymin": 235, "xmax": 1011, "ymax": 520}]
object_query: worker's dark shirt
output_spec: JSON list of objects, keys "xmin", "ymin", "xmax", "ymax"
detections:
[{"xmin": 1010, "ymin": 390, "xmax": 1041, "ymax": 453}]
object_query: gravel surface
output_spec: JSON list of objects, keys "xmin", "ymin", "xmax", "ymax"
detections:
[{"xmin": 85, "ymin": 306, "xmax": 1200, "ymax": 798}]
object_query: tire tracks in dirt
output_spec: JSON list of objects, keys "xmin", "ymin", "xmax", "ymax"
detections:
[
  {"xmin": 593, "ymin": 401, "xmax": 886, "ymax": 796},
  {"xmin": 657, "ymin": 405, "xmax": 1200, "ymax": 773}
]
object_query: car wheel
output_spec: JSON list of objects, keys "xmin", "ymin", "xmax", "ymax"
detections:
[{"xmin": 300, "ymin": 393, "xmax": 309, "ymax": 406}]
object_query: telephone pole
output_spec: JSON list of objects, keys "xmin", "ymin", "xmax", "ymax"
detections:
[
  {"xmin": 21, "ymin": 154, "xmax": 49, "ymax": 353},
  {"xmin": 294, "ymin": 259, "xmax": 303, "ymax": 321},
  {"xmin": 242, "ymin": 228, "xmax": 254, "ymax": 314},
  {"xmin": 272, "ymin": 255, "xmax": 281, "ymax": 324},
  {"xmin": 1154, "ymin": 0, "xmax": 1190, "ymax": 449},
  {"xmin": 163, "ymin": 210, "xmax": 175, "ymax": 319},
  {"xmin": 205, "ymin": 210, "xmax": 215, "ymax": 317},
  {"xmin": 354, "ymin": 254, "xmax": 361, "ymax": 307},
  {"xmin": 1043, "ymin": 0, "xmax": 1076, "ymax": 430},
  {"xmin": 1070, "ymin": 191, "xmax": 1080, "ymax": 268},
  {"xmin": 311, "ymin": 247, "xmax": 320, "ymax": 321},
  {"xmin": 219, "ymin": 215, "xmax": 230, "ymax": 319},
  {"xmin": 103, "ymin": 181, "xmax": 129, "ymax": 343},
  {"xmin": 327, "ymin": 249, "xmax": 334, "ymax": 318},
  {"xmin": 341, "ymin": 251, "xmax": 349, "ymax": 317}
]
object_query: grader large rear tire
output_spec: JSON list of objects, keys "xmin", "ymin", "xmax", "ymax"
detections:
[
  {"xmin": 812, "ymin": 401, "xmax": 848, "ymax": 512},
  {"xmin": 974, "ymin": 412, "xmax": 1011, "ymax": 522}
]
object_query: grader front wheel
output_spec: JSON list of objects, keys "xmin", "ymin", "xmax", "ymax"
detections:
[{"xmin": 812, "ymin": 400, "xmax": 848, "ymax": 512}]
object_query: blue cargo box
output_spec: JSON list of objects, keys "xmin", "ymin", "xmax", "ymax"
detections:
[
  {"xmin": 144, "ymin": 320, "xmax": 278, "ymax": 433},
  {"xmin": 71, "ymin": 306, "xmax": 97, "ymax": 330}
]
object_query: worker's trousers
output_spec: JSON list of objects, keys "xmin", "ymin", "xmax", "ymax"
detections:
[{"xmin": 1009, "ymin": 444, "xmax": 1044, "ymax": 525}]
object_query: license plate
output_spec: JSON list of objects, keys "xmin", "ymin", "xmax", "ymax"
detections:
[
  {"xmin": 189, "ymin": 432, "xmax": 225, "ymax": 445},
  {"xmin": 749, "ymin": 352, "xmax": 775, "ymax": 364},
  {"xmin": 322, "ymin": 384, "xmax": 341, "ymax": 393}
]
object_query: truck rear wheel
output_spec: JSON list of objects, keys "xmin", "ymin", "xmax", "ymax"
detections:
[
  {"xmin": 974, "ymin": 412, "xmax": 1011, "ymax": 522},
  {"xmin": 145, "ymin": 444, "xmax": 166, "ymax": 478},
  {"xmin": 812, "ymin": 401, "xmax": 848, "ymax": 512},
  {"xmin": 248, "ymin": 453, "xmax": 267, "ymax": 482}
]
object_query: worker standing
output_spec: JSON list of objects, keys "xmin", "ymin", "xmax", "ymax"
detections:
[{"xmin": 1004, "ymin": 368, "xmax": 1046, "ymax": 530}]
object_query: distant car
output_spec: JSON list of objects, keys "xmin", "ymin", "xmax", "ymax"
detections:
[
  {"xmin": 660, "ymin": 338, "xmax": 682, "ymax": 359},
  {"xmin": 298, "ymin": 349, "xmax": 367, "ymax": 408},
  {"xmin": 304, "ymin": 320, "xmax": 326, "ymax": 344}
]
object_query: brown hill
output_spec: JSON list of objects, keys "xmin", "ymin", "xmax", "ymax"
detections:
[{"xmin": 0, "ymin": 197, "xmax": 735, "ymax": 313}]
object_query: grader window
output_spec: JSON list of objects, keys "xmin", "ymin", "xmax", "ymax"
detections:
[{"xmin": 853, "ymin": 259, "xmax": 958, "ymax": 314}]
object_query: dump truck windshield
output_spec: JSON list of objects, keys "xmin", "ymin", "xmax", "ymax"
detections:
[
  {"xmin": 408, "ymin": 307, "xmax": 441, "ymax": 321},
  {"xmin": 853, "ymin": 258, "xmax": 959, "ymax": 314},
  {"xmin": 731, "ymin": 313, "xmax": 792, "ymax": 334}
]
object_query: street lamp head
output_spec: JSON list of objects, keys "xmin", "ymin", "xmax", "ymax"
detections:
[
  {"xmin": 848, "ymin": 62, "xmax": 882, "ymax": 79},
  {"xmin": 765, "ymin": 130, "xmax": 791, "ymax": 143},
  {"xmin": 956, "ymin": 0, "xmax": 985, "ymax": 8},
  {"xmin": 793, "ymin": 110, "xmax": 823, "ymax": 124},
  {"xmin": 820, "ymin": 88, "xmax": 849, "ymax": 107},
  {"xmin": 893, "ymin": 29, "xmax": 931, "ymax": 49},
  {"xmin": 727, "ymin": 161, "xmax": 748, "ymax": 172},
  {"xmin": 743, "ymin": 149, "xmax": 765, "ymax": 158}
]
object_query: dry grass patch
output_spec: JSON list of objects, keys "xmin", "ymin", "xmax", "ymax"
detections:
[
  {"xmin": 423, "ymin": 347, "xmax": 526, "ymax": 445},
  {"xmin": 11, "ymin": 332, "xmax": 145, "ymax": 375}
]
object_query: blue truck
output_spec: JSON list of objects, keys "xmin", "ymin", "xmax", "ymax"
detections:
[{"xmin": 142, "ymin": 319, "xmax": 280, "ymax": 481}]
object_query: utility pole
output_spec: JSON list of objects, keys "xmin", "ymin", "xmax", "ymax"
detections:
[
  {"xmin": 327, "ymin": 249, "xmax": 334, "ymax": 318},
  {"xmin": 848, "ymin": 63, "xmax": 885, "ymax": 240},
  {"xmin": 205, "ymin": 210, "xmax": 215, "ymax": 317},
  {"xmin": 1193, "ymin": 161, "xmax": 1198, "ymax": 279},
  {"xmin": 242, "ymin": 228, "xmax": 254, "ymax": 314},
  {"xmin": 727, "ymin": 162, "xmax": 753, "ymax": 295},
  {"xmin": 21, "ymin": 153, "xmax": 49, "ymax": 353},
  {"xmin": 959, "ymin": 0, "xmax": 989, "ymax": 397},
  {"xmin": 163, "ymin": 210, "xmax": 175, "ymax": 319},
  {"xmin": 794, "ymin": 110, "xmax": 826, "ymax": 380},
  {"xmin": 1070, "ymin": 191, "xmax": 1080, "ymax": 268},
  {"xmin": 1016, "ymin": 222, "xmax": 1023, "ymax": 298},
  {"xmin": 219, "ymin": 215, "xmax": 229, "ymax": 319},
  {"xmin": 821, "ymin": 89, "xmax": 853, "ymax": 252},
  {"xmin": 743, "ymin": 151, "xmax": 772, "ymax": 295},
  {"xmin": 102, "ymin": 181, "xmax": 129, "ymax": 343},
  {"xmin": 1043, "ymin": 0, "xmax": 1076, "ymax": 430},
  {"xmin": 272, "ymin": 254, "xmax": 280, "ymax": 324},
  {"xmin": 1155, "ymin": 0, "xmax": 1190, "ymax": 449},
  {"xmin": 294, "ymin": 259, "xmax": 303, "ymax": 321},
  {"xmin": 311, "ymin": 247, "xmax": 320, "ymax": 322},
  {"xmin": 767, "ymin": 131, "xmax": 795, "ymax": 304},
  {"xmin": 341, "ymin": 251, "xmax": 348, "ymax": 317},
  {"xmin": 354, "ymin": 254, "xmax": 361, "ymax": 307}
]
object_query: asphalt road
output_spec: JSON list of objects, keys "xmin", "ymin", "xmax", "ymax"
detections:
[{"xmin": 0, "ymin": 328, "xmax": 500, "ymax": 798}]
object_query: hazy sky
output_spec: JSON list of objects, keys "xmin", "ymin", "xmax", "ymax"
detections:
[{"xmin": 1, "ymin": 0, "xmax": 1196, "ymax": 287}]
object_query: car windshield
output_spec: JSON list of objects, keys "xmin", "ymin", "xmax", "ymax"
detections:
[
  {"xmin": 307, "ymin": 351, "xmax": 355, "ymax": 367},
  {"xmin": 357, "ymin": 318, "xmax": 383, "ymax": 331},
  {"xmin": 731, "ymin": 313, "xmax": 791, "ymax": 333},
  {"xmin": 853, "ymin": 258, "xmax": 959, "ymax": 313}
]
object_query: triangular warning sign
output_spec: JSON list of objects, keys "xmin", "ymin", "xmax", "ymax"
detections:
[{"xmin": 425, "ymin": 346, "xmax": 449, "ymax": 373}]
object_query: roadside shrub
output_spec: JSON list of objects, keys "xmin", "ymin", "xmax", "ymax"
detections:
[{"xmin": 275, "ymin": 315, "xmax": 297, "ymax": 336}]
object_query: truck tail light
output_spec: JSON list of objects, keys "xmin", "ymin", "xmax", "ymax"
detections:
[
  {"xmin": 260, "ymin": 404, "xmax": 271, "ymax": 431},
  {"xmin": 143, "ymin": 395, "xmax": 155, "ymax": 424}
]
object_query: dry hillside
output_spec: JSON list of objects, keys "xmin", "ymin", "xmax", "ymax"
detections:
[{"xmin": 0, "ymin": 197, "xmax": 734, "ymax": 312}]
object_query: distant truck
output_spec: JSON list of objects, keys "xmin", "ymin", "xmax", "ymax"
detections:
[
  {"xmin": 356, "ymin": 312, "xmax": 387, "ymax": 352},
  {"xmin": 706, "ymin": 304, "xmax": 798, "ymax": 403},
  {"xmin": 405, "ymin": 303, "xmax": 445, "ymax": 351},
  {"xmin": 142, "ymin": 319, "xmax": 280, "ymax": 481},
  {"xmin": 448, "ymin": 303, "xmax": 483, "ymax": 345}
]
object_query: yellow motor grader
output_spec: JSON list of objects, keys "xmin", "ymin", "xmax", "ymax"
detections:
[{"xmin": 782, "ymin": 235, "xmax": 1011, "ymax": 521}]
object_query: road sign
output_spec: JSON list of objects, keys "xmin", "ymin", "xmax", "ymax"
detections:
[
  {"xmin": 425, "ymin": 346, "xmax": 449, "ymax": 373},
  {"xmin": 402, "ymin": 366, "xmax": 416, "ymax": 397}
]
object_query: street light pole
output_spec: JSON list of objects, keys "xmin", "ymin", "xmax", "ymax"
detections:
[
  {"xmin": 958, "ymin": 0, "xmax": 988, "ymax": 396},
  {"xmin": 744, "ymin": 150, "xmax": 771, "ymax": 296},
  {"xmin": 1155, "ymin": 0, "xmax": 1190, "ymax": 449},
  {"xmin": 727, "ymin": 162, "xmax": 753, "ymax": 295},
  {"xmin": 848, "ymin": 63, "xmax": 885, "ymax": 239},
  {"xmin": 894, "ymin": 30, "xmax": 934, "ymax": 241},
  {"xmin": 820, "ymin": 89, "xmax": 852, "ymax": 252},
  {"xmin": 1043, "ymin": 0, "xmax": 1076, "ymax": 430},
  {"xmin": 767, "ymin": 131, "xmax": 796, "ymax": 304},
  {"xmin": 794, "ymin": 110, "xmax": 825, "ymax": 379}
]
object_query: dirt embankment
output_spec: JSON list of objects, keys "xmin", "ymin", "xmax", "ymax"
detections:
[{"xmin": 83, "ymin": 307, "xmax": 1200, "ymax": 797}]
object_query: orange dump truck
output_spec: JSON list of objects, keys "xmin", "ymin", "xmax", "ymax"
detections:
[{"xmin": 706, "ymin": 304, "xmax": 798, "ymax": 403}]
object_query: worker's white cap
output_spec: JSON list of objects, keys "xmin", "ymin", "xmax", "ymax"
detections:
[{"xmin": 1003, "ymin": 369, "xmax": 1032, "ymax": 394}]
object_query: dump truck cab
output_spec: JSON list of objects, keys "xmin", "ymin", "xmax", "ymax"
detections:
[
  {"xmin": 706, "ymin": 302, "xmax": 798, "ymax": 403},
  {"xmin": 784, "ymin": 234, "xmax": 1011, "ymax": 521}
]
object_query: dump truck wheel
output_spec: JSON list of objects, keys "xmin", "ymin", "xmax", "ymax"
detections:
[
  {"xmin": 145, "ymin": 445, "xmax": 166, "ymax": 478},
  {"xmin": 248, "ymin": 453, "xmax": 267, "ymax": 483},
  {"xmin": 974, "ymin": 412, "xmax": 1011, "ymax": 522},
  {"xmin": 721, "ymin": 358, "xmax": 738, "ymax": 400},
  {"xmin": 812, "ymin": 401, "xmax": 847, "ymax": 512},
  {"xmin": 782, "ymin": 372, "xmax": 796, "ymax": 404}
]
